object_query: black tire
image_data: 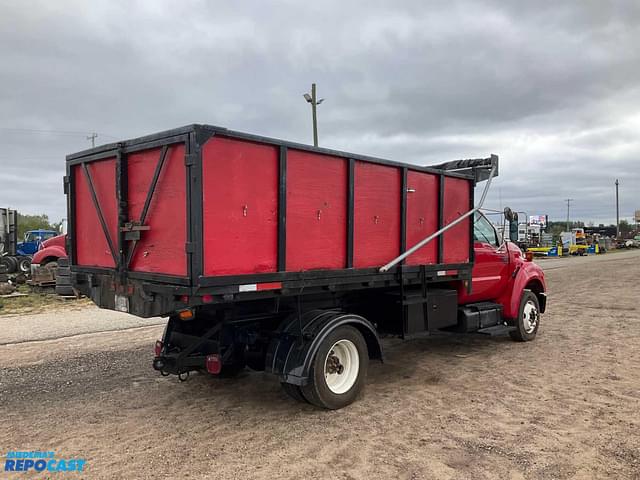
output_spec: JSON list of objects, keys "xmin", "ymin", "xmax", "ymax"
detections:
[
  {"xmin": 57, "ymin": 257, "xmax": 69, "ymax": 268},
  {"xmin": 55, "ymin": 284, "xmax": 75, "ymax": 296},
  {"xmin": 56, "ymin": 268, "xmax": 71, "ymax": 282},
  {"xmin": 281, "ymin": 382, "xmax": 309, "ymax": 404},
  {"xmin": 1, "ymin": 256, "xmax": 17, "ymax": 274},
  {"xmin": 0, "ymin": 257, "xmax": 11, "ymax": 274},
  {"xmin": 301, "ymin": 325, "xmax": 368, "ymax": 410},
  {"xmin": 509, "ymin": 290, "xmax": 540, "ymax": 342},
  {"xmin": 18, "ymin": 256, "xmax": 31, "ymax": 273}
]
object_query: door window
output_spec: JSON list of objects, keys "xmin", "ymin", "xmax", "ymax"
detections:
[{"xmin": 474, "ymin": 213, "xmax": 499, "ymax": 247}]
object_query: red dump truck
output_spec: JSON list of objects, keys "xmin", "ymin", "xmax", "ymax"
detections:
[{"xmin": 66, "ymin": 124, "xmax": 546, "ymax": 409}]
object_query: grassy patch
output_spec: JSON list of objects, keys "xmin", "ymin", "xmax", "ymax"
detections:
[{"xmin": 0, "ymin": 285, "xmax": 92, "ymax": 316}]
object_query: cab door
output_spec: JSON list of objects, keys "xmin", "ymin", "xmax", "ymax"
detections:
[{"xmin": 466, "ymin": 213, "xmax": 510, "ymax": 302}]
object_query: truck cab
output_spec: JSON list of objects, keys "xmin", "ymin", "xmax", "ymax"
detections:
[
  {"xmin": 17, "ymin": 229, "xmax": 58, "ymax": 256},
  {"xmin": 30, "ymin": 233, "xmax": 68, "ymax": 272},
  {"xmin": 459, "ymin": 212, "xmax": 546, "ymax": 341}
]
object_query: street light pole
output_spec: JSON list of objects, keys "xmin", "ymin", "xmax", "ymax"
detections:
[
  {"xmin": 311, "ymin": 83, "xmax": 318, "ymax": 147},
  {"xmin": 615, "ymin": 179, "xmax": 620, "ymax": 238},
  {"xmin": 303, "ymin": 83, "xmax": 324, "ymax": 147}
]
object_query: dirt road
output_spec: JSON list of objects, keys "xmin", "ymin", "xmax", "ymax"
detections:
[{"xmin": 2, "ymin": 250, "xmax": 639, "ymax": 479}]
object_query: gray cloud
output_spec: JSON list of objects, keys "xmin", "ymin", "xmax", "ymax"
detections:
[{"xmin": 1, "ymin": 0, "xmax": 639, "ymax": 225}]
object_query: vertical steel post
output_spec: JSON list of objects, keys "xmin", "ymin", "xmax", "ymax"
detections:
[
  {"xmin": 615, "ymin": 179, "xmax": 619, "ymax": 238},
  {"xmin": 311, "ymin": 83, "xmax": 318, "ymax": 147}
]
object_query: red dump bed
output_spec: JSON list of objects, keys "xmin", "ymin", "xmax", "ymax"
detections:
[{"xmin": 67, "ymin": 125, "xmax": 475, "ymax": 295}]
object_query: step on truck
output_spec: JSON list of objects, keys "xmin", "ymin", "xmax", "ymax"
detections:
[{"xmin": 65, "ymin": 124, "xmax": 547, "ymax": 409}]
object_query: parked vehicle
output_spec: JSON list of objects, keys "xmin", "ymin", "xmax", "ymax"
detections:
[
  {"xmin": 66, "ymin": 124, "xmax": 547, "ymax": 409},
  {"xmin": 0, "ymin": 208, "xmax": 57, "ymax": 273},
  {"xmin": 31, "ymin": 233, "xmax": 67, "ymax": 273},
  {"xmin": 18, "ymin": 229, "xmax": 58, "ymax": 255},
  {"xmin": 30, "ymin": 233, "xmax": 73, "ymax": 295}
]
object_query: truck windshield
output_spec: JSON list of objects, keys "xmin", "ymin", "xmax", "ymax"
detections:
[{"xmin": 25, "ymin": 232, "xmax": 55, "ymax": 242}]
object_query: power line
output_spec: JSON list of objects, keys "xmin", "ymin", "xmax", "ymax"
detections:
[{"xmin": 0, "ymin": 127, "xmax": 118, "ymax": 139}]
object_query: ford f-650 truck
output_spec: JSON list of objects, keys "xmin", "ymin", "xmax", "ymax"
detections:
[{"xmin": 65, "ymin": 124, "xmax": 546, "ymax": 409}]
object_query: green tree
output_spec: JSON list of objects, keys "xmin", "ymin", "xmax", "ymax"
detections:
[
  {"xmin": 16, "ymin": 213, "xmax": 57, "ymax": 239},
  {"xmin": 618, "ymin": 219, "xmax": 632, "ymax": 238}
]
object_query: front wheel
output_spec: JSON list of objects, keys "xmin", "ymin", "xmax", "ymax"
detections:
[
  {"xmin": 301, "ymin": 325, "xmax": 368, "ymax": 409},
  {"xmin": 509, "ymin": 290, "xmax": 540, "ymax": 342}
]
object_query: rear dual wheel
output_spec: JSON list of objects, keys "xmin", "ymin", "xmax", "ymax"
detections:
[
  {"xmin": 0, "ymin": 256, "xmax": 17, "ymax": 274},
  {"xmin": 282, "ymin": 325, "xmax": 368, "ymax": 409}
]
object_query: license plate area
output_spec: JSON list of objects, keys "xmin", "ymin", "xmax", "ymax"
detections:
[{"xmin": 115, "ymin": 294, "xmax": 129, "ymax": 313}]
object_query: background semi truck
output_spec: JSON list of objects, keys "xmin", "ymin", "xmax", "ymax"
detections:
[
  {"xmin": 66, "ymin": 124, "xmax": 546, "ymax": 409},
  {"xmin": 0, "ymin": 207, "xmax": 58, "ymax": 274}
]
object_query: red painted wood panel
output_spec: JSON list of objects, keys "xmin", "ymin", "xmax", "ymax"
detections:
[
  {"xmin": 286, "ymin": 150, "xmax": 347, "ymax": 271},
  {"xmin": 73, "ymin": 159, "xmax": 118, "ymax": 268},
  {"xmin": 127, "ymin": 144, "xmax": 187, "ymax": 276},
  {"xmin": 202, "ymin": 137, "xmax": 279, "ymax": 275},
  {"xmin": 405, "ymin": 171, "xmax": 439, "ymax": 265},
  {"xmin": 442, "ymin": 176, "xmax": 471, "ymax": 263},
  {"xmin": 353, "ymin": 162, "xmax": 401, "ymax": 268}
]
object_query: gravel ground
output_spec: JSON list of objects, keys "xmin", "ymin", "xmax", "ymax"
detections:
[
  {"xmin": 1, "ymin": 250, "xmax": 639, "ymax": 479},
  {"xmin": 0, "ymin": 306, "xmax": 164, "ymax": 345}
]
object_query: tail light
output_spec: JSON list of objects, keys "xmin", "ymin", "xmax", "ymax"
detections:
[
  {"xmin": 154, "ymin": 340, "xmax": 163, "ymax": 357},
  {"xmin": 201, "ymin": 294, "xmax": 214, "ymax": 303},
  {"xmin": 205, "ymin": 354, "xmax": 222, "ymax": 375}
]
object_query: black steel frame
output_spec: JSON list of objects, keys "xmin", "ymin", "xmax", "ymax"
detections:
[{"xmin": 66, "ymin": 123, "xmax": 485, "ymax": 307}]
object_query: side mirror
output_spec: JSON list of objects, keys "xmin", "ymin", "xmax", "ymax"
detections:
[
  {"xmin": 509, "ymin": 219, "xmax": 519, "ymax": 242},
  {"xmin": 504, "ymin": 207, "xmax": 514, "ymax": 222},
  {"xmin": 504, "ymin": 207, "xmax": 519, "ymax": 242}
]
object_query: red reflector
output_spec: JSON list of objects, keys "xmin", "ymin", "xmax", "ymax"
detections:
[
  {"xmin": 205, "ymin": 354, "xmax": 222, "ymax": 375},
  {"xmin": 180, "ymin": 295, "xmax": 189, "ymax": 303},
  {"xmin": 257, "ymin": 281, "xmax": 282, "ymax": 291},
  {"xmin": 202, "ymin": 294, "xmax": 214, "ymax": 303},
  {"xmin": 154, "ymin": 340, "xmax": 163, "ymax": 357}
]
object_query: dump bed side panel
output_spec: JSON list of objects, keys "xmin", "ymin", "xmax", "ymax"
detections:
[
  {"xmin": 353, "ymin": 162, "xmax": 402, "ymax": 268},
  {"xmin": 286, "ymin": 149, "xmax": 348, "ymax": 271},
  {"xmin": 127, "ymin": 145, "xmax": 187, "ymax": 276},
  {"xmin": 442, "ymin": 176, "xmax": 471, "ymax": 264},
  {"xmin": 73, "ymin": 158, "xmax": 118, "ymax": 268},
  {"xmin": 202, "ymin": 136, "xmax": 279, "ymax": 275},
  {"xmin": 405, "ymin": 171, "xmax": 439, "ymax": 265}
]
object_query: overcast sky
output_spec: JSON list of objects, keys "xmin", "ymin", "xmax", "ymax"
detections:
[{"xmin": 1, "ymin": 0, "xmax": 639, "ymax": 226}]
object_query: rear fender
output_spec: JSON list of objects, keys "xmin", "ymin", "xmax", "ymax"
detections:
[
  {"xmin": 499, "ymin": 263, "xmax": 546, "ymax": 319},
  {"xmin": 265, "ymin": 309, "xmax": 382, "ymax": 386}
]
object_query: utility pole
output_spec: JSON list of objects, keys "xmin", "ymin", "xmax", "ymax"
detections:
[
  {"xmin": 303, "ymin": 84, "xmax": 324, "ymax": 147},
  {"xmin": 565, "ymin": 198, "xmax": 573, "ymax": 232},
  {"xmin": 615, "ymin": 179, "xmax": 620, "ymax": 238},
  {"xmin": 87, "ymin": 132, "xmax": 97, "ymax": 147}
]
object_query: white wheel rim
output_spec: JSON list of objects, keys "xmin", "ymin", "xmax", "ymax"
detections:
[
  {"xmin": 324, "ymin": 339, "xmax": 360, "ymax": 394},
  {"xmin": 522, "ymin": 300, "xmax": 539, "ymax": 334}
]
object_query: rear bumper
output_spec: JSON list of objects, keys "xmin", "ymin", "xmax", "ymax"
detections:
[{"xmin": 72, "ymin": 271, "xmax": 187, "ymax": 317}]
